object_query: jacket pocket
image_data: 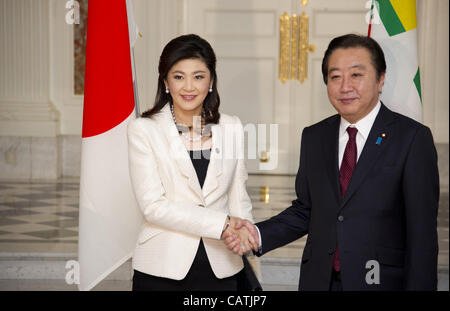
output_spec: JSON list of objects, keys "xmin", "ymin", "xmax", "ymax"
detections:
[
  {"xmin": 375, "ymin": 246, "xmax": 405, "ymax": 267},
  {"xmin": 137, "ymin": 225, "xmax": 164, "ymax": 244}
]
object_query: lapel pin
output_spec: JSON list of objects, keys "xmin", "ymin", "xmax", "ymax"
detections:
[{"xmin": 376, "ymin": 133, "xmax": 386, "ymax": 145}]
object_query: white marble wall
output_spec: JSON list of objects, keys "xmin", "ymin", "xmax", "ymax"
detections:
[
  {"xmin": 0, "ymin": 136, "xmax": 58, "ymax": 180},
  {"xmin": 0, "ymin": 0, "xmax": 448, "ymax": 180},
  {"xmin": 0, "ymin": 136, "xmax": 32, "ymax": 179},
  {"xmin": 0, "ymin": 135, "xmax": 81, "ymax": 180},
  {"xmin": 59, "ymin": 135, "xmax": 81, "ymax": 177},
  {"xmin": 30, "ymin": 137, "xmax": 60, "ymax": 180}
]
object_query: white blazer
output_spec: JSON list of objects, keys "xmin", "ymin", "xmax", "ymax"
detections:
[{"xmin": 127, "ymin": 104, "xmax": 254, "ymax": 280}]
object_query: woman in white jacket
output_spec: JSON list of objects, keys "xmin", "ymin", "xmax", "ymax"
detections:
[{"xmin": 127, "ymin": 34, "xmax": 258, "ymax": 290}]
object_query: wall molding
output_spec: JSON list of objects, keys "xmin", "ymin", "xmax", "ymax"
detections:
[{"xmin": 0, "ymin": 100, "xmax": 58, "ymax": 121}]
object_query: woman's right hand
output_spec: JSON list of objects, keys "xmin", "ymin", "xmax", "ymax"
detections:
[{"xmin": 221, "ymin": 216, "xmax": 258, "ymax": 255}]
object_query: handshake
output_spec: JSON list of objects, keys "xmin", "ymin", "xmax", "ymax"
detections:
[{"xmin": 220, "ymin": 216, "xmax": 260, "ymax": 256}]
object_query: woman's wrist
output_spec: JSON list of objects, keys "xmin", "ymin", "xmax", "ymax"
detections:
[
  {"xmin": 222, "ymin": 215, "xmax": 231, "ymax": 231},
  {"xmin": 221, "ymin": 215, "xmax": 231, "ymax": 238}
]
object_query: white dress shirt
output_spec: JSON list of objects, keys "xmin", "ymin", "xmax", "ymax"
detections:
[
  {"xmin": 254, "ymin": 101, "xmax": 382, "ymax": 250},
  {"xmin": 338, "ymin": 101, "xmax": 381, "ymax": 167}
]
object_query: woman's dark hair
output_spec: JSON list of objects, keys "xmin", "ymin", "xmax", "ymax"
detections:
[
  {"xmin": 321, "ymin": 34, "xmax": 386, "ymax": 84},
  {"xmin": 141, "ymin": 34, "xmax": 220, "ymax": 124}
]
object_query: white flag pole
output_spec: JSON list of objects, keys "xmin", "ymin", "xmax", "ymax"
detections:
[
  {"xmin": 131, "ymin": 47, "xmax": 141, "ymax": 117},
  {"xmin": 126, "ymin": 0, "xmax": 141, "ymax": 117}
]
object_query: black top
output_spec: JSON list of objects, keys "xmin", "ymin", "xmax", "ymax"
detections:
[{"xmin": 188, "ymin": 149, "xmax": 211, "ymax": 188}]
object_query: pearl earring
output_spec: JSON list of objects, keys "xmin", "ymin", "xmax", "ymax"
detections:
[
  {"xmin": 209, "ymin": 87, "xmax": 213, "ymax": 93},
  {"xmin": 165, "ymin": 88, "xmax": 169, "ymax": 94}
]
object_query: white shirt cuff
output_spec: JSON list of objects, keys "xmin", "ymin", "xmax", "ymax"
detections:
[{"xmin": 255, "ymin": 225, "xmax": 262, "ymax": 250}]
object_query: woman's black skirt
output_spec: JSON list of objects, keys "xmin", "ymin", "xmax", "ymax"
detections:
[{"xmin": 132, "ymin": 239, "xmax": 239, "ymax": 291}]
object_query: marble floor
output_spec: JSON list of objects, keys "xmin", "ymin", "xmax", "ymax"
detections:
[{"xmin": 0, "ymin": 175, "xmax": 448, "ymax": 290}]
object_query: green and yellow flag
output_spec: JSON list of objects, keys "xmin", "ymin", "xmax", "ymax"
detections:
[{"xmin": 369, "ymin": 0, "xmax": 422, "ymax": 122}]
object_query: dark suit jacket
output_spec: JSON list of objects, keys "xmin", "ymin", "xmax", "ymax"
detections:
[{"xmin": 257, "ymin": 104, "xmax": 439, "ymax": 290}]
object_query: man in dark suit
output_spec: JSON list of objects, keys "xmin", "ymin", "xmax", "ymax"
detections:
[{"xmin": 224, "ymin": 34, "xmax": 439, "ymax": 291}]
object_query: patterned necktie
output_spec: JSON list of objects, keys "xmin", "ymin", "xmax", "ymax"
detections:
[{"xmin": 333, "ymin": 127, "xmax": 358, "ymax": 272}]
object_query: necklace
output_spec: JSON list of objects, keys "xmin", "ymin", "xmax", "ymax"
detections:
[{"xmin": 170, "ymin": 103, "xmax": 209, "ymax": 142}]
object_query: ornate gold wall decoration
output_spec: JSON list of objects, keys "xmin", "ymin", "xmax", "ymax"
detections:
[
  {"xmin": 278, "ymin": 12, "xmax": 291, "ymax": 84},
  {"xmin": 290, "ymin": 14, "xmax": 299, "ymax": 80},
  {"xmin": 259, "ymin": 150, "xmax": 269, "ymax": 163},
  {"xmin": 298, "ymin": 12, "xmax": 309, "ymax": 83},
  {"xmin": 278, "ymin": 6, "xmax": 314, "ymax": 84},
  {"xmin": 260, "ymin": 186, "xmax": 270, "ymax": 203}
]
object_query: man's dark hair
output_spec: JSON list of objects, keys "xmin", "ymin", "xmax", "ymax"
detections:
[{"xmin": 321, "ymin": 34, "xmax": 386, "ymax": 84}]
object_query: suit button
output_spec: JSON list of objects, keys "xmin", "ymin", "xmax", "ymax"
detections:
[
  {"xmin": 215, "ymin": 148, "xmax": 220, "ymax": 154},
  {"xmin": 338, "ymin": 215, "xmax": 344, "ymax": 222},
  {"xmin": 328, "ymin": 248, "xmax": 335, "ymax": 254}
]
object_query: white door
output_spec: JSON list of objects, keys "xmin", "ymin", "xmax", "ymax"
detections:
[{"xmin": 184, "ymin": 0, "xmax": 368, "ymax": 174}]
